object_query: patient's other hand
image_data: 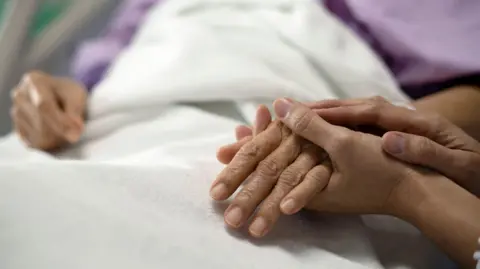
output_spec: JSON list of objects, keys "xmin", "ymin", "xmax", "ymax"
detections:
[
  {"xmin": 213, "ymin": 106, "xmax": 328, "ymax": 238},
  {"xmin": 10, "ymin": 71, "xmax": 87, "ymax": 151}
]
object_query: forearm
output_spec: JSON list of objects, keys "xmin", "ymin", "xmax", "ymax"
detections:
[
  {"xmin": 413, "ymin": 86, "xmax": 480, "ymax": 141},
  {"xmin": 395, "ymin": 172, "xmax": 480, "ymax": 268}
]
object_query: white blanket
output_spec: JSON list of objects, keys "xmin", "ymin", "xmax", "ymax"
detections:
[{"xmin": 0, "ymin": 0, "xmax": 453, "ymax": 268}]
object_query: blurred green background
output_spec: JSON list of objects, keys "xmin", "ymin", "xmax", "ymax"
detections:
[{"xmin": 0, "ymin": 0, "xmax": 71, "ymax": 37}]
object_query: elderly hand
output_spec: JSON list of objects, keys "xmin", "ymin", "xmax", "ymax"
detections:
[
  {"xmin": 310, "ymin": 97, "xmax": 480, "ymax": 196},
  {"xmin": 10, "ymin": 71, "xmax": 87, "ymax": 151},
  {"xmin": 212, "ymin": 106, "xmax": 328, "ymax": 238}
]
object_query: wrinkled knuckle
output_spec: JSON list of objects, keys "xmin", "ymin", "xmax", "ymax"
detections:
[
  {"xmin": 236, "ymin": 188, "xmax": 254, "ymax": 203},
  {"xmin": 238, "ymin": 141, "xmax": 261, "ymax": 159},
  {"xmin": 258, "ymin": 159, "xmax": 281, "ymax": 178},
  {"xmin": 278, "ymin": 169, "xmax": 303, "ymax": 188},
  {"xmin": 222, "ymin": 165, "xmax": 242, "ymax": 181}
]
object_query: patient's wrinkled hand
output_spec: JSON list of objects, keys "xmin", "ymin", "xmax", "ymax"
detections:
[
  {"xmin": 10, "ymin": 71, "xmax": 87, "ymax": 151},
  {"xmin": 212, "ymin": 106, "xmax": 329, "ymax": 237}
]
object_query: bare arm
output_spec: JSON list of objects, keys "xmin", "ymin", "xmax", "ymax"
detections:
[
  {"xmin": 413, "ymin": 85, "xmax": 480, "ymax": 141},
  {"xmin": 395, "ymin": 171, "xmax": 480, "ymax": 268}
]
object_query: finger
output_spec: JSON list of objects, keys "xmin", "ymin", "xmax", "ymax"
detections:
[
  {"xmin": 54, "ymin": 78, "xmax": 87, "ymax": 139},
  {"xmin": 249, "ymin": 144, "xmax": 323, "ymax": 237},
  {"xmin": 383, "ymin": 132, "xmax": 480, "ymax": 195},
  {"xmin": 11, "ymin": 107, "xmax": 34, "ymax": 146},
  {"xmin": 383, "ymin": 132, "xmax": 457, "ymax": 170},
  {"xmin": 305, "ymin": 98, "xmax": 367, "ymax": 109},
  {"xmin": 24, "ymin": 75, "xmax": 76, "ymax": 141},
  {"xmin": 55, "ymin": 78, "xmax": 87, "ymax": 117},
  {"xmin": 273, "ymin": 98, "xmax": 344, "ymax": 152},
  {"xmin": 216, "ymin": 125, "xmax": 252, "ymax": 165},
  {"xmin": 281, "ymin": 161, "xmax": 332, "ymax": 215},
  {"xmin": 223, "ymin": 133, "xmax": 303, "ymax": 229},
  {"xmin": 216, "ymin": 136, "xmax": 252, "ymax": 164},
  {"xmin": 12, "ymin": 89, "xmax": 40, "ymax": 130},
  {"xmin": 235, "ymin": 125, "xmax": 252, "ymax": 141},
  {"xmin": 211, "ymin": 121, "xmax": 285, "ymax": 200},
  {"xmin": 254, "ymin": 105, "xmax": 272, "ymax": 136},
  {"xmin": 225, "ymin": 106, "xmax": 272, "ymax": 162},
  {"xmin": 221, "ymin": 106, "xmax": 273, "ymax": 165},
  {"xmin": 313, "ymin": 102, "xmax": 454, "ymax": 145}
]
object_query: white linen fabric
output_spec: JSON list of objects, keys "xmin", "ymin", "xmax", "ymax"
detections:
[{"xmin": 0, "ymin": 0, "xmax": 453, "ymax": 268}]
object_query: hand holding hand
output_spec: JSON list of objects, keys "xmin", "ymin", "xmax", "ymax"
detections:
[
  {"xmin": 213, "ymin": 99, "xmax": 417, "ymax": 237},
  {"xmin": 10, "ymin": 71, "xmax": 88, "ymax": 151},
  {"xmin": 272, "ymin": 98, "xmax": 412, "ymax": 215},
  {"xmin": 311, "ymin": 97, "xmax": 480, "ymax": 196}
]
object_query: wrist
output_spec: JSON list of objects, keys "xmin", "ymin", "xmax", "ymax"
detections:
[{"xmin": 386, "ymin": 168, "xmax": 443, "ymax": 223}]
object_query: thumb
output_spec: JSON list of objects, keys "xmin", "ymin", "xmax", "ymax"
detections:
[
  {"xmin": 55, "ymin": 78, "xmax": 87, "ymax": 118},
  {"xmin": 56, "ymin": 80, "xmax": 87, "ymax": 132},
  {"xmin": 63, "ymin": 97, "xmax": 85, "ymax": 135},
  {"xmin": 273, "ymin": 98, "xmax": 340, "ymax": 150},
  {"xmin": 382, "ymin": 132, "xmax": 452, "ymax": 166},
  {"xmin": 382, "ymin": 132, "xmax": 477, "ymax": 186},
  {"xmin": 62, "ymin": 93, "xmax": 86, "ymax": 121}
]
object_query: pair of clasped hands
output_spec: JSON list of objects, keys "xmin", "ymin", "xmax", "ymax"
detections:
[{"xmin": 210, "ymin": 97, "xmax": 480, "ymax": 238}]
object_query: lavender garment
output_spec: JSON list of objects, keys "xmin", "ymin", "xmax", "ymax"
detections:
[
  {"xmin": 326, "ymin": 0, "xmax": 480, "ymax": 97},
  {"xmin": 72, "ymin": 0, "xmax": 480, "ymax": 98},
  {"xmin": 71, "ymin": 0, "xmax": 160, "ymax": 91}
]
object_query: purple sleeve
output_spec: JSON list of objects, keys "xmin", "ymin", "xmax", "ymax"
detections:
[
  {"xmin": 341, "ymin": 0, "xmax": 480, "ymax": 87},
  {"xmin": 70, "ymin": 0, "xmax": 160, "ymax": 91}
]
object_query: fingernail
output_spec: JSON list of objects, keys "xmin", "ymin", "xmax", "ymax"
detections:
[
  {"xmin": 281, "ymin": 199, "xmax": 297, "ymax": 214},
  {"xmin": 383, "ymin": 133, "xmax": 405, "ymax": 154},
  {"xmin": 225, "ymin": 206, "xmax": 243, "ymax": 227},
  {"xmin": 210, "ymin": 183, "xmax": 228, "ymax": 200},
  {"xmin": 249, "ymin": 217, "xmax": 268, "ymax": 237},
  {"xmin": 274, "ymin": 98, "xmax": 292, "ymax": 119},
  {"xmin": 65, "ymin": 130, "xmax": 80, "ymax": 143}
]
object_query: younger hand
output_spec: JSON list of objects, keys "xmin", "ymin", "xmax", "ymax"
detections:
[
  {"xmin": 311, "ymin": 97, "xmax": 480, "ymax": 196},
  {"xmin": 10, "ymin": 71, "xmax": 87, "ymax": 151}
]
